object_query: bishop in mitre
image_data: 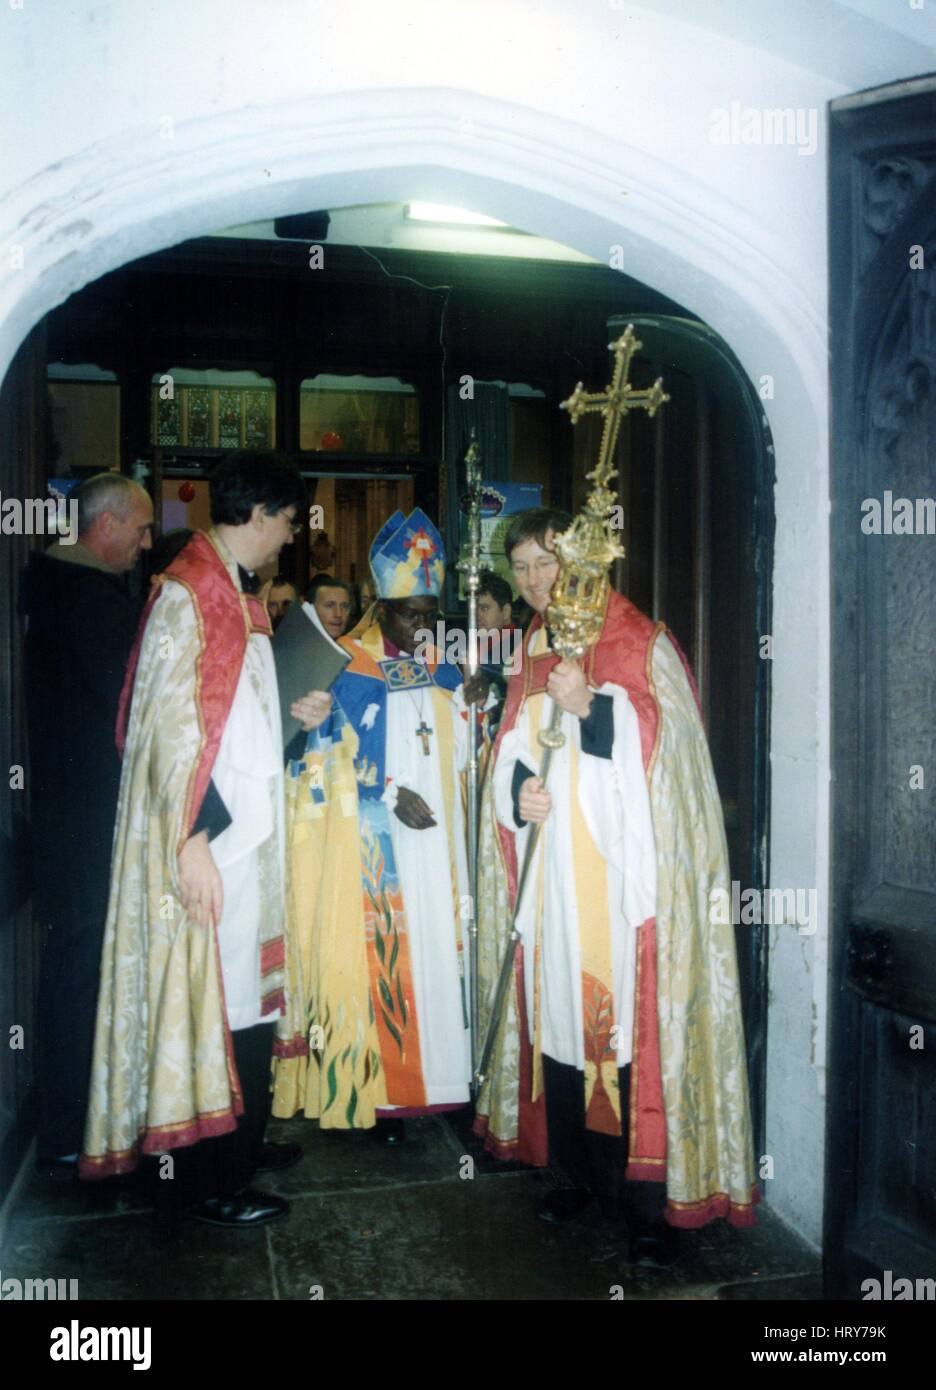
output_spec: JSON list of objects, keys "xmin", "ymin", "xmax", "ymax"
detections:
[
  {"xmin": 273, "ymin": 508, "xmax": 490, "ymax": 1142},
  {"xmin": 474, "ymin": 505, "xmax": 757, "ymax": 1264}
]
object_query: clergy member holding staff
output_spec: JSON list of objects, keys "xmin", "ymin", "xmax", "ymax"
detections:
[
  {"xmin": 474, "ymin": 506, "xmax": 757, "ymax": 1265},
  {"xmin": 273, "ymin": 508, "xmax": 490, "ymax": 1144},
  {"xmin": 80, "ymin": 452, "xmax": 310, "ymax": 1228}
]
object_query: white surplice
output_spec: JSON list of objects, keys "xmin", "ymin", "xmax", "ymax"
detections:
[
  {"xmin": 208, "ymin": 630, "xmax": 286, "ymax": 1031},
  {"xmin": 379, "ymin": 679, "xmax": 475, "ymax": 1105},
  {"xmin": 492, "ymin": 645, "xmax": 659, "ymax": 1070}
]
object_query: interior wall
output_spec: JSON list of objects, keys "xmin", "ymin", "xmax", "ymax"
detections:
[{"xmin": 5, "ymin": 0, "xmax": 925, "ymax": 1246}]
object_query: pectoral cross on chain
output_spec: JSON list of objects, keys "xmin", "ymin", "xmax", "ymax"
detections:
[{"xmin": 416, "ymin": 719, "xmax": 433, "ymax": 755}]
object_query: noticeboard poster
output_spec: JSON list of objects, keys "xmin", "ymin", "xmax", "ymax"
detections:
[{"xmin": 457, "ymin": 481, "xmax": 541, "ymax": 599}]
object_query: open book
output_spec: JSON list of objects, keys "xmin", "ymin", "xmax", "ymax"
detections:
[{"xmin": 272, "ymin": 599, "xmax": 352, "ymax": 752}]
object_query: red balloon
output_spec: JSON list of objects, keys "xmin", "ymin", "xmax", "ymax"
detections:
[
  {"xmin": 320, "ymin": 431, "xmax": 343, "ymax": 452},
  {"xmin": 178, "ymin": 481, "xmax": 195, "ymax": 503}
]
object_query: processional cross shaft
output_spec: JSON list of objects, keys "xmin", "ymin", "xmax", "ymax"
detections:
[{"xmin": 560, "ymin": 325, "xmax": 669, "ymax": 485}]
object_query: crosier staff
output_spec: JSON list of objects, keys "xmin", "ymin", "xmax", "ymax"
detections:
[
  {"xmin": 474, "ymin": 326, "xmax": 669, "ymax": 1090},
  {"xmin": 456, "ymin": 435, "xmax": 484, "ymax": 1086}
]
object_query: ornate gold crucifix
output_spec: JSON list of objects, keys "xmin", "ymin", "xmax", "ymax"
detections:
[
  {"xmin": 560, "ymin": 324, "xmax": 669, "ymax": 492},
  {"xmin": 542, "ymin": 324, "xmax": 671, "ymax": 671}
]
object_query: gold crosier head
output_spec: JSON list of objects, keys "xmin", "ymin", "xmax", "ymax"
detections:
[{"xmin": 546, "ymin": 326, "xmax": 669, "ymax": 661}]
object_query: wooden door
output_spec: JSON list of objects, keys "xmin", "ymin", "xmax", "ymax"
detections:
[{"xmin": 826, "ymin": 77, "xmax": 936, "ymax": 1297}]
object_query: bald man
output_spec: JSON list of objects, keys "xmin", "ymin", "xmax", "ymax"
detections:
[{"xmin": 21, "ymin": 472, "xmax": 153, "ymax": 1178}]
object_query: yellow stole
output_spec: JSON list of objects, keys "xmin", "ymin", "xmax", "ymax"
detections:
[{"xmin": 523, "ymin": 630, "xmax": 622, "ymax": 1135}]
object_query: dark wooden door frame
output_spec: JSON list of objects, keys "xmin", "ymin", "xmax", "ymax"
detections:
[{"xmin": 826, "ymin": 75, "xmax": 936, "ymax": 1297}]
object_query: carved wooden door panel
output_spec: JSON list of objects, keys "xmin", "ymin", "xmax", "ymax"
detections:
[{"xmin": 827, "ymin": 78, "xmax": 936, "ymax": 1298}]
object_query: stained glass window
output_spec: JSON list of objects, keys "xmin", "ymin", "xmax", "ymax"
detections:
[
  {"xmin": 186, "ymin": 387, "xmax": 211, "ymax": 447},
  {"xmin": 155, "ymin": 394, "xmax": 181, "ymax": 446},
  {"xmin": 150, "ymin": 369, "xmax": 275, "ymax": 449},
  {"xmin": 244, "ymin": 390, "xmax": 272, "ymax": 448},
  {"xmin": 218, "ymin": 390, "xmax": 242, "ymax": 449}
]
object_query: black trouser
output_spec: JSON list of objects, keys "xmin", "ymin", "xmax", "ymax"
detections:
[
  {"xmin": 542, "ymin": 1054, "xmax": 666, "ymax": 1228},
  {"xmin": 147, "ymin": 1021, "xmax": 275, "ymax": 1212},
  {"xmin": 36, "ymin": 892, "xmax": 108, "ymax": 1160}
]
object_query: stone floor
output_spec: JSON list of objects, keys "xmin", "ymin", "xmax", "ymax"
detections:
[{"xmin": 1, "ymin": 1112, "xmax": 821, "ymax": 1301}]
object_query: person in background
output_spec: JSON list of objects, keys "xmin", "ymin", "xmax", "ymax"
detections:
[
  {"xmin": 476, "ymin": 569, "xmax": 515, "ymax": 642},
  {"xmin": 21, "ymin": 471, "xmax": 153, "ymax": 1181},
  {"xmin": 307, "ymin": 573, "xmax": 352, "ymax": 640},
  {"xmin": 475, "ymin": 568, "xmax": 521, "ymax": 733},
  {"xmin": 267, "ymin": 575, "xmax": 298, "ymax": 630}
]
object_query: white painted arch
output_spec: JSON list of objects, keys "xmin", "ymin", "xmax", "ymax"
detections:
[{"xmin": 2, "ymin": 88, "xmax": 820, "ymax": 447}]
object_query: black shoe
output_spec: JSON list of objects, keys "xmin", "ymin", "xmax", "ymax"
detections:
[
  {"xmin": 369, "ymin": 1118, "xmax": 406, "ymax": 1146},
  {"xmin": 629, "ymin": 1224, "xmax": 680, "ymax": 1268},
  {"xmin": 189, "ymin": 1188, "xmax": 289, "ymax": 1228},
  {"xmin": 255, "ymin": 1141, "xmax": 303, "ymax": 1173},
  {"xmin": 537, "ymin": 1187, "xmax": 592, "ymax": 1224}
]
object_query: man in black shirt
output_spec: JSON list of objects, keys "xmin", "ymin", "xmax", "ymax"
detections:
[{"xmin": 21, "ymin": 472, "xmax": 153, "ymax": 1178}]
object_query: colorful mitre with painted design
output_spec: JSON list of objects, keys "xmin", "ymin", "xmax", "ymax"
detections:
[{"xmin": 369, "ymin": 507, "xmax": 445, "ymax": 598}]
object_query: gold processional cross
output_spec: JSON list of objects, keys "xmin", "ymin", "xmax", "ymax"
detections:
[
  {"xmin": 560, "ymin": 324, "xmax": 669, "ymax": 490},
  {"xmin": 539, "ymin": 325, "xmax": 670, "ymax": 692}
]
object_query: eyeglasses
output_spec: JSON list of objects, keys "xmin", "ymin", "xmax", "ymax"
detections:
[
  {"xmin": 510, "ymin": 557, "xmax": 559, "ymax": 578},
  {"xmin": 267, "ymin": 508, "xmax": 304, "ymax": 536}
]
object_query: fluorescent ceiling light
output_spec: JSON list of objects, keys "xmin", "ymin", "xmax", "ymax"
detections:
[{"xmin": 405, "ymin": 202, "xmax": 510, "ymax": 228}]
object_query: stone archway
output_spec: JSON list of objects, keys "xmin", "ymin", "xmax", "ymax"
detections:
[{"xmin": 1, "ymin": 85, "xmax": 817, "ymax": 450}]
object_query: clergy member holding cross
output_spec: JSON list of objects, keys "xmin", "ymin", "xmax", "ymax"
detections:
[
  {"xmin": 473, "ymin": 328, "xmax": 757, "ymax": 1266},
  {"xmin": 272, "ymin": 508, "xmax": 491, "ymax": 1144}
]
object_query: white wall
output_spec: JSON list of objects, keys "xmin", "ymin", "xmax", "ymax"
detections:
[{"xmin": 2, "ymin": 0, "xmax": 934, "ymax": 1248}]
